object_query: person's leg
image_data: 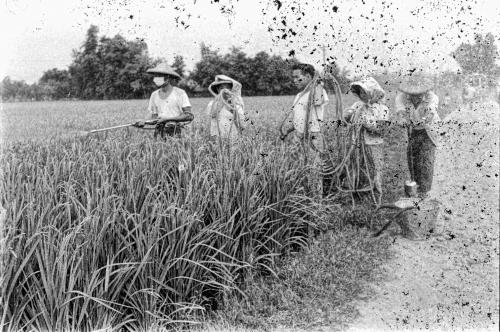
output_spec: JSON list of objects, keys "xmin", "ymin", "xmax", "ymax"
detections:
[
  {"xmin": 367, "ymin": 144, "xmax": 384, "ymax": 195},
  {"xmin": 407, "ymin": 129, "xmax": 416, "ymax": 182},
  {"xmin": 310, "ymin": 133, "xmax": 325, "ymax": 198},
  {"xmin": 416, "ymin": 132, "xmax": 436, "ymax": 195},
  {"xmin": 413, "ymin": 130, "xmax": 436, "ymax": 195}
]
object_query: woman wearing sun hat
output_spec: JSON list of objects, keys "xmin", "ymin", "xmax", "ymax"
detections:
[
  {"xmin": 205, "ymin": 74, "xmax": 247, "ymax": 141},
  {"xmin": 395, "ymin": 74, "xmax": 441, "ymax": 197},
  {"xmin": 345, "ymin": 77, "xmax": 390, "ymax": 198},
  {"xmin": 135, "ymin": 62, "xmax": 193, "ymax": 137}
]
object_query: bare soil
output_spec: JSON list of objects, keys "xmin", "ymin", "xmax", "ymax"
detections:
[{"xmin": 347, "ymin": 97, "xmax": 500, "ymax": 332}]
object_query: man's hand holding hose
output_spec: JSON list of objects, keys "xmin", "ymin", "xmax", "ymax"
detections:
[
  {"xmin": 133, "ymin": 107, "xmax": 194, "ymax": 128},
  {"xmin": 157, "ymin": 110, "xmax": 194, "ymax": 124}
]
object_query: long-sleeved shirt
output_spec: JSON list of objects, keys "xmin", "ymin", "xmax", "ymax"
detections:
[
  {"xmin": 394, "ymin": 91, "xmax": 441, "ymax": 145},
  {"xmin": 345, "ymin": 102, "xmax": 389, "ymax": 145},
  {"xmin": 292, "ymin": 85, "xmax": 329, "ymax": 134},
  {"xmin": 205, "ymin": 99, "xmax": 246, "ymax": 139},
  {"xmin": 206, "ymin": 75, "xmax": 247, "ymax": 139}
]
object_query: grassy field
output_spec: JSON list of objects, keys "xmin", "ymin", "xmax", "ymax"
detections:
[
  {"xmin": 1, "ymin": 96, "xmax": 292, "ymax": 143},
  {"xmin": 0, "ymin": 92, "xmax": 437, "ymax": 331}
]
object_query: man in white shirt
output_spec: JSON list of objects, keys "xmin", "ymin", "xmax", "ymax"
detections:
[
  {"xmin": 279, "ymin": 63, "xmax": 329, "ymax": 197},
  {"xmin": 280, "ymin": 63, "xmax": 329, "ymax": 154},
  {"xmin": 135, "ymin": 63, "xmax": 193, "ymax": 138}
]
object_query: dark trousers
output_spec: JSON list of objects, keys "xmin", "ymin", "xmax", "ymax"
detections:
[
  {"xmin": 407, "ymin": 129, "xmax": 436, "ymax": 194},
  {"xmin": 154, "ymin": 123, "xmax": 182, "ymax": 138}
]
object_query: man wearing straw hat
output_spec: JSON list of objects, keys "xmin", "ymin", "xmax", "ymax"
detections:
[
  {"xmin": 395, "ymin": 73, "xmax": 441, "ymax": 197},
  {"xmin": 134, "ymin": 62, "xmax": 193, "ymax": 138},
  {"xmin": 205, "ymin": 74, "xmax": 248, "ymax": 141}
]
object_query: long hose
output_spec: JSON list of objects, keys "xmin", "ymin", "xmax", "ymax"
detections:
[
  {"xmin": 277, "ymin": 64, "xmax": 380, "ymax": 205},
  {"xmin": 318, "ymin": 70, "xmax": 381, "ymax": 206}
]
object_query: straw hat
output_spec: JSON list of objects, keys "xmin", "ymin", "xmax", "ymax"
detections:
[
  {"xmin": 399, "ymin": 74, "xmax": 434, "ymax": 95},
  {"xmin": 146, "ymin": 63, "xmax": 181, "ymax": 79},
  {"xmin": 210, "ymin": 75, "xmax": 233, "ymax": 88},
  {"xmin": 350, "ymin": 77, "xmax": 385, "ymax": 103},
  {"xmin": 208, "ymin": 75, "xmax": 235, "ymax": 95}
]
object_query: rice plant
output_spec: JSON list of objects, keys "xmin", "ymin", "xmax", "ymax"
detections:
[{"xmin": 1, "ymin": 129, "xmax": 326, "ymax": 331}]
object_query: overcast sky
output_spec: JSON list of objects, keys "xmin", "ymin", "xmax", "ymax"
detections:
[{"xmin": 1, "ymin": 0, "xmax": 499, "ymax": 83}]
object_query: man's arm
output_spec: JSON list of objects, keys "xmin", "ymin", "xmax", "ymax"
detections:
[
  {"xmin": 280, "ymin": 124, "xmax": 295, "ymax": 140},
  {"xmin": 158, "ymin": 106, "xmax": 194, "ymax": 123},
  {"xmin": 313, "ymin": 85, "xmax": 328, "ymax": 106},
  {"xmin": 279, "ymin": 112, "xmax": 295, "ymax": 140},
  {"xmin": 159, "ymin": 91, "xmax": 194, "ymax": 123},
  {"xmin": 344, "ymin": 102, "xmax": 361, "ymax": 123},
  {"xmin": 393, "ymin": 92, "xmax": 410, "ymax": 127},
  {"xmin": 235, "ymin": 104, "xmax": 249, "ymax": 130},
  {"xmin": 363, "ymin": 104, "xmax": 390, "ymax": 133},
  {"xmin": 133, "ymin": 96, "xmax": 158, "ymax": 127},
  {"xmin": 422, "ymin": 92, "xmax": 440, "ymax": 124}
]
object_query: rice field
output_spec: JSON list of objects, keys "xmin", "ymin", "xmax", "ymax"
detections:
[
  {"xmin": 0, "ymin": 92, "xmax": 455, "ymax": 331},
  {"xmin": 0, "ymin": 96, "xmax": 347, "ymax": 331}
]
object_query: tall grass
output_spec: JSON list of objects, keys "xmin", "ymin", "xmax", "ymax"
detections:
[{"xmin": 1, "ymin": 131, "xmax": 326, "ymax": 331}]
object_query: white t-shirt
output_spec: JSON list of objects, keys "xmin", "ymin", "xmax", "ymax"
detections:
[
  {"xmin": 148, "ymin": 87, "xmax": 191, "ymax": 119},
  {"xmin": 292, "ymin": 88, "xmax": 329, "ymax": 134},
  {"xmin": 205, "ymin": 101, "xmax": 245, "ymax": 139}
]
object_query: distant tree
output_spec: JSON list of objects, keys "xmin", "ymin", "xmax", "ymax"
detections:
[
  {"xmin": 94, "ymin": 34, "xmax": 155, "ymax": 99},
  {"xmin": 452, "ymin": 32, "xmax": 500, "ymax": 76},
  {"xmin": 83, "ymin": 25, "xmax": 99, "ymax": 55},
  {"xmin": 68, "ymin": 26, "xmax": 158, "ymax": 100},
  {"xmin": 247, "ymin": 51, "xmax": 272, "ymax": 94},
  {"xmin": 190, "ymin": 43, "xmax": 227, "ymax": 91},
  {"xmin": 222, "ymin": 46, "xmax": 251, "ymax": 88},
  {"xmin": 1, "ymin": 76, "xmax": 14, "ymax": 100},
  {"xmin": 172, "ymin": 55, "xmax": 186, "ymax": 78},
  {"xmin": 324, "ymin": 62, "xmax": 352, "ymax": 93},
  {"xmin": 69, "ymin": 25, "xmax": 101, "ymax": 99},
  {"xmin": 39, "ymin": 68, "xmax": 71, "ymax": 99},
  {"xmin": 438, "ymin": 71, "xmax": 462, "ymax": 88},
  {"xmin": 0, "ymin": 76, "xmax": 36, "ymax": 101},
  {"xmin": 267, "ymin": 55, "xmax": 299, "ymax": 95},
  {"xmin": 189, "ymin": 44, "xmax": 300, "ymax": 96}
]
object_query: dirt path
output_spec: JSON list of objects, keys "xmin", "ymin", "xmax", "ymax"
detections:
[{"xmin": 347, "ymin": 98, "xmax": 499, "ymax": 332}]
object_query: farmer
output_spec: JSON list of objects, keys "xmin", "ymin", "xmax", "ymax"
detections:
[
  {"xmin": 279, "ymin": 63, "xmax": 329, "ymax": 154},
  {"xmin": 344, "ymin": 77, "xmax": 389, "ymax": 197},
  {"xmin": 205, "ymin": 75, "xmax": 247, "ymax": 141},
  {"xmin": 279, "ymin": 63, "xmax": 329, "ymax": 196},
  {"xmin": 134, "ymin": 63, "xmax": 193, "ymax": 138},
  {"xmin": 395, "ymin": 74, "xmax": 441, "ymax": 197}
]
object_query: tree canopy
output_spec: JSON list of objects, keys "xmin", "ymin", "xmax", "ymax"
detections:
[
  {"xmin": 1, "ymin": 25, "xmax": 354, "ymax": 101},
  {"xmin": 452, "ymin": 32, "xmax": 500, "ymax": 76}
]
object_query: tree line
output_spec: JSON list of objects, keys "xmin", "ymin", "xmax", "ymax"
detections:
[
  {"xmin": 0, "ymin": 25, "xmax": 351, "ymax": 102},
  {"xmin": 1, "ymin": 26, "xmax": 498, "ymax": 102}
]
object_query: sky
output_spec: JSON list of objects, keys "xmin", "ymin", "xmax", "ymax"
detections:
[{"xmin": 1, "ymin": 0, "xmax": 499, "ymax": 84}]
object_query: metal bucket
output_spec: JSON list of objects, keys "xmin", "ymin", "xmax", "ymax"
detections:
[
  {"xmin": 404, "ymin": 180, "xmax": 418, "ymax": 197},
  {"xmin": 399, "ymin": 198, "xmax": 442, "ymax": 239}
]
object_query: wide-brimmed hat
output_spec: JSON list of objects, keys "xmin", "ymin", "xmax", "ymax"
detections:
[
  {"xmin": 208, "ymin": 75, "xmax": 237, "ymax": 96},
  {"xmin": 399, "ymin": 74, "xmax": 434, "ymax": 95},
  {"xmin": 210, "ymin": 76, "xmax": 233, "ymax": 88},
  {"xmin": 350, "ymin": 77, "xmax": 385, "ymax": 103},
  {"xmin": 146, "ymin": 63, "xmax": 181, "ymax": 79}
]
